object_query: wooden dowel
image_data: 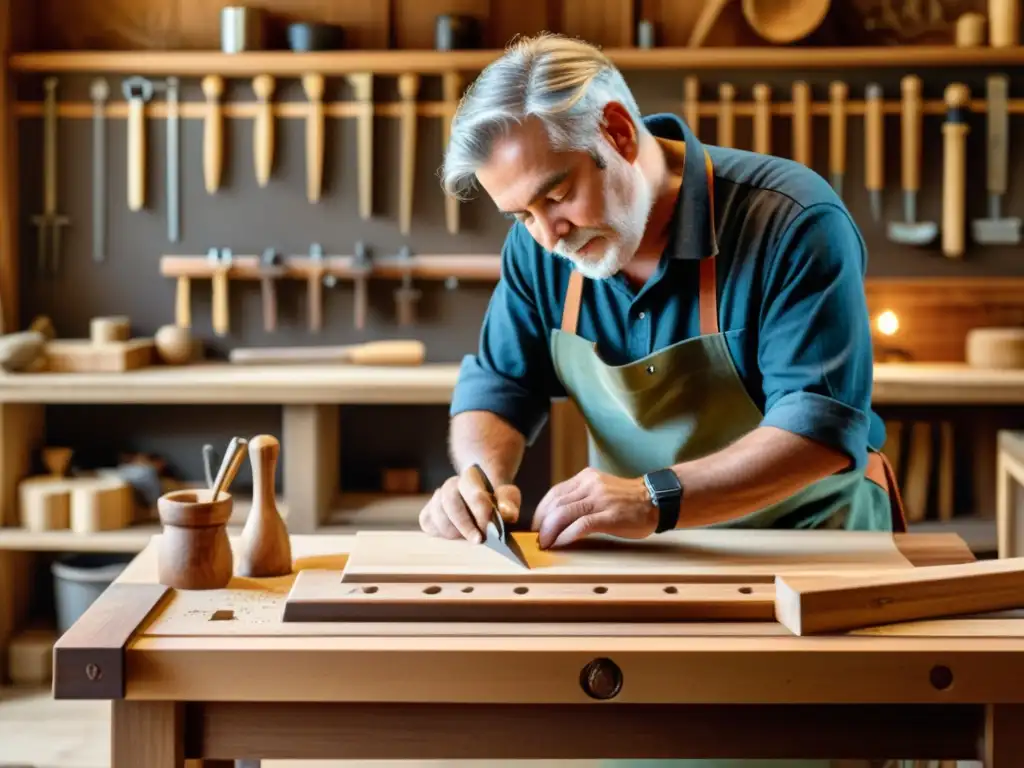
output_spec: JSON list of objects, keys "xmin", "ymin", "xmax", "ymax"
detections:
[{"xmin": 159, "ymin": 253, "xmax": 501, "ymax": 282}]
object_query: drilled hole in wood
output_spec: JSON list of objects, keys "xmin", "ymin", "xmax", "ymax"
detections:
[
  {"xmin": 930, "ymin": 665, "xmax": 954, "ymax": 690},
  {"xmin": 210, "ymin": 609, "xmax": 234, "ymax": 621},
  {"xmin": 593, "ymin": 586, "xmax": 608, "ymax": 594},
  {"xmin": 738, "ymin": 586, "xmax": 753, "ymax": 594},
  {"xmin": 461, "ymin": 586, "xmax": 474, "ymax": 593},
  {"xmin": 362, "ymin": 586, "xmax": 379, "ymax": 594},
  {"xmin": 663, "ymin": 586, "xmax": 678, "ymax": 594},
  {"xmin": 513, "ymin": 586, "xmax": 529, "ymax": 595},
  {"xmin": 423, "ymin": 585, "xmax": 442, "ymax": 595}
]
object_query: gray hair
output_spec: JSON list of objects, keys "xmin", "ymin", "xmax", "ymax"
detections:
[{"xmin": 440, "ymin": 33, "xmax": 646, "ymax": 201}]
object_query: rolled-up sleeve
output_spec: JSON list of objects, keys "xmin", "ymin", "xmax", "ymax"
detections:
[
  {"xmin": 449, "ymin": 227, "xmax": 563, "ymax": 445},
  {"xmin": 757, "ymin": 203, "xmax": 873, "ymax": 471}
]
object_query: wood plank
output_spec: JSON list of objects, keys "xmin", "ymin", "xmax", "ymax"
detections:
[
  {"xmin": 775, "ymin": 557, "xmax": 1024, "ymax": 636},
  {"xmin": 53, "ymin": 582, "xmax": 171, "ymax": 699},
  {"xmin": 282, "ymin": 570, "xmax": 775, "ymax": 622},
  {"xmin": 340, "ymin": 529, "xmax": 915, "ymax": 584}
]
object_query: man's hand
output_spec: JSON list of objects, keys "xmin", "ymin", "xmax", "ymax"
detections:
[
  {"xmin": 532, "ymin": 467, "xmax": 657, "ymax": 549},
  {"xmin": 419, "ymin": 468, "xmax": 521, "ymax": 543}
]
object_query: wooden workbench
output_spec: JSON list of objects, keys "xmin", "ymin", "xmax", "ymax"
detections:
[{"xmin": 53, "ymin": 531, "xmax": 1024, "ymax": 766}]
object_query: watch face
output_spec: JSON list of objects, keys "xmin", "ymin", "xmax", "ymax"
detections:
[{"xmin": 646, "ymin": 469, "xmax": 679, "ymax": 496}]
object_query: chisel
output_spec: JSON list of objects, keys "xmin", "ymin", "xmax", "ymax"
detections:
[
  {"xmin": 252, "ymin": 75, "xmax": 275, "ymax": 187},
  {"xmin": 791, "ymin": 81, "xmax": 811, "ymax": 167},
  {"xmin": 90, "ymin": 78, "xmax": 109, "ymax": 262},
  {"xmin": 397, "ymin": 73, "xmax": 420, "ymax": 233},
  {"xmin": 753, "ymin": 84, "xmax": 771, "ymax": 155},
  {"xmin": 865, "ymin": 83, "xmax": 884, "ymax": 224},
  {"xmin": 302, "ymin": 74, "xmax": 325, "ymax": 203},
  {"xmin": 829, "ymin": 81, "xmax": 847, "ymax": 199},
  {"xmin": 202, "ymin": 75, "xmax": 224, "ymax": 195},
  {"xmin": 165, "ymin": 76, "xmax": 180, "ymax": 242},
  {"xmin": 228, "ymin": 339, "xmax": 426, "ymax": 366}
]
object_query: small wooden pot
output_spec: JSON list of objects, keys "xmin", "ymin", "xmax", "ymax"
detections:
[{"xmin": 157, "ymin": 489, "xmax": 234, "ymax": 590}]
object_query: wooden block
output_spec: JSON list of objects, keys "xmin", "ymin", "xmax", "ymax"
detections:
[
  {"xmin": 341, "ymin": 529, "xmax": 915, "ymax": 584},
  {"xmin": 44, "ymin": 338, "xmax": 154, "ymax": 372},
  {"xmin": 284, "ymin": 569, "xmax": 775, "ymax": 622},
  {"xmin": 18, "ymin": 476, "xmax": 70, "ymax": 530},
  {"xmin": 19, "ymin": 474, "xmax": 133, "ymax": 533},
  {"xmin": 8, "ymin": 626, "xmax": 55, "ymax": 685},
  {"xmin": 90, "ymin": 315, "xmax": 130, "ymax": 344},
  {"xmin": 774, "ymin": 557, "xmax": 1024, "ymax": 636}
]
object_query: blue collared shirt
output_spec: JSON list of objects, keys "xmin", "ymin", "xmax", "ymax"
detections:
[{"xmin": 450, "ymin": 112, "xmax": 884, "ymax": 472}]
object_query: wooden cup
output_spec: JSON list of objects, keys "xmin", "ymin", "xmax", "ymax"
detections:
[{"xmin": 157, "ymin": 488, "xmax": 234, "ymax": 590}]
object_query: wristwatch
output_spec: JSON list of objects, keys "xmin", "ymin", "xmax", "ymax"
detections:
[{"xmin": 643, "ymin": 468, "xmax": 683, "ymax": 533}]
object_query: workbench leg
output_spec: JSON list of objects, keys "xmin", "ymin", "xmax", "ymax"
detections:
[
  {"xmin": 282, "ymin": 404, "xmax": 338, "ymax": 533},
  {"xmin": 112, "ymin": 700, "xmax": 185, "ymax": 767},
  {"xmin": 984, "ymin": 703, "xmax": 1024, "ymax": 766}
]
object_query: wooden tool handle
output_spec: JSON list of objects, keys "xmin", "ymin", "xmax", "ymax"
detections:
[
  {"xmin": 229, "ymin": 339, "xmax": 426, "ymax": 366},
  {"xmin": 717, "ymin": 83, "xmax": 734, "ymax": 148},
  {"xmin": 829, "ymin": 81, "xmax": 847, "ymax": 177},
  {"xmin": 989, "ymin": 0, "xmax": 1020, "ymax": 46},
  {"xmin": 211, "ymin": 436, "xmax": 247, "ymax": 500},
  {"xmin": 348, "ymin": 73, "xmax": 374, "ymax": 221},
  {"xmin": 202, "ymin": 76, "xmax": 224, "ymax": 195},
  {"xmin": 127, "ymin": 96, "xmax": 145, "ymax": 212},
  {"xmin": 684, "ymin": 76, "xmax": 700, "ymax": 135},
  {"xmin": 307, "ymin": 271, "xmax": 323, "ymax": 332},
  {"xmin": 175, "ymin": 276, "xmax": 191, "ymax": 328},
  {"xmin": 260, "ymin": 277, "xmax": 277, "ymax": 333},
  {"xmin": 42, "ymin": 78, "xmax": 57, "ymax": 214},
  {"xmin": 253, "ymin": 75, "xmax": 275, "ymax": 188},
  {"xmin": 688, "ymin": 0, "xmax": 731, "ymax": 46},
  {"xmin": 303, "ymin": 74, "xmax": 325, "ymax": 204},
  {"xmin": 442, "ymin": 72, "xmax": 461, "ymax": 235},
  {"xmin": 901, "ymin": 75, "xmax": 922, "ymax": 193},
  {"xmin": 752, "ymin": 84, "xmax": 770, "ymax": 155},
  {"xmin": 791, "ymin": 81, "xmax": 811, "ymax": 166},
  {"xmin": 212, "ymin": 268, "xmax": 229, "ymax": 336},
  {"xmin": 942, "ymin": 83, "xmax": 971, "ymax": 259},
  {"xmin": 986, "ymin": 74, "xmax": 1009, "ymax": 197},
  {"xmin": 865, "ymin": 84, "xmax": 883, "ymax": 193},
  {"xmin": 398, "ymin": 73, "xmax": 420, "ymax": 235}
]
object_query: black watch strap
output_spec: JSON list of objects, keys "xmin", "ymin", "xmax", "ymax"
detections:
[{"xmin": 644, "ymin": 468, "xmax": 682, "ymax": 533}]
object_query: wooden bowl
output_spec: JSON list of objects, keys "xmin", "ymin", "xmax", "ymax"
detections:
[
  {"xmin": 157, "ymin": 488, "xmax": 234, "ymax": 590},
  {"xmin": 742, "ymin": 0, "xmax": 830, "ymax": 43}
]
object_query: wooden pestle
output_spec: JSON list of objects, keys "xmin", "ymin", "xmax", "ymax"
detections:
[{"xmin": 237, "ymin": 434, "xmax": 291, "ymax": 578}]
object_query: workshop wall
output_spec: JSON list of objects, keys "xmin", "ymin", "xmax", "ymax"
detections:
[{"xmin": 10, "ymin": 0, "xmax": 1024, "ymax": 507}]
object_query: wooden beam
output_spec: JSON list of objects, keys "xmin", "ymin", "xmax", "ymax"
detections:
[{"xmin": 0, "ymin": 0, "xmax": 17, "ymax": 333}]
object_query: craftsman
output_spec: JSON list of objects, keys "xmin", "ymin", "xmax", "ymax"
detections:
[{"xmin": 421, "ymin": 33, "xmax": 905, "ymax": 551}]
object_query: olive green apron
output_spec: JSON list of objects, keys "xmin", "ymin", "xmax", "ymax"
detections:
[{"xmin": 548, "ymin": 149, "xmax": 906, "ymax": 767}]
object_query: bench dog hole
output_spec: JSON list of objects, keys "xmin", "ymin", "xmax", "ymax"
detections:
[
  {"xmin": 362, "ymin": 586, "xmax": 379, "ymax": 594},
  {"xmin": 593, "ymin": 586, "xmax": 608, "ymax": 594},
  {"xmin": 423, "ymin": 585, "xmax": 442, "ymax": 595},
  {"xmin": 513, "ymin": 586, "xmax": 529, "ymax": 595},
  {"xmin": 461, "ymin": 586, "xmax": 474, "ymax": 593},
  {"xmin": 738, "ymin": 586, "xmax": 753, "ymax": 594},
  {"xmin": 210, "ymin": 609, "xmax": 234, "ymax": 621},
  {"xmin": 663, "ymin": 586, "xmax": 678, "ymax": 594}
]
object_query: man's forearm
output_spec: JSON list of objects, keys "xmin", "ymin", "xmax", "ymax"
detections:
[
  {"xmin": 448, "ymin": 410, "xmax": 526, "ymax": 485},
  {"xmin": 670, "ymin": 426, "xmax": 851, "ymax": 527}
]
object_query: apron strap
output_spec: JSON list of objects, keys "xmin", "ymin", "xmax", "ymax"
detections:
[
  {"xmin": 558, "ymin": 148, "xmax": 720, "ymax": 337},
  {"xmin": 865, "ymin": 451, "xmax": 908, "ymax": 533}
]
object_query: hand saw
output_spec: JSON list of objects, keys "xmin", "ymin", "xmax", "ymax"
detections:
[{"xmin": 468, "ymin": 464, "xmax": 529, "ymax": 569}]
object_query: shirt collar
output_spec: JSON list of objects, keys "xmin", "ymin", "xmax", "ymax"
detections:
[{"xmin": 641, "ymin": 112, "xmax": 718, "ymax": 261}]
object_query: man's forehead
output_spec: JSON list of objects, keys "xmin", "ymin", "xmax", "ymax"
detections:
[{"xmin": 479, "ymin": 120, "xmax": 577, "ymax": 209}]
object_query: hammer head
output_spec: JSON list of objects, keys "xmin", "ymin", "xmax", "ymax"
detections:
[{"xmin": 122, "ymin": 76, "xmax": 154, "ymax": 102}]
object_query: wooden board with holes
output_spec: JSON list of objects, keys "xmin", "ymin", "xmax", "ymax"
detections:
[
  {"xmin": 282, "ymin": 570, "xmax": 776, "ymax": 622},
  {"xmin": 338, "ymin": 529, "xmax": 916, "ymax": 584}
]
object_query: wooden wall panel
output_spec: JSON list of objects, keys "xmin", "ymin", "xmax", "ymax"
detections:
[
  {"xmin": 489, "ymin": 1, "xmax": 556, "ymax": 48},
  {"xmin": 551, "ymin": 0, "xmax": 635, "ymax": 48},
  {"xmin": 864, "ymin": 279, "xmax": 1024, "ymax": 363},
  {"xmin": 392, "ymin": 0, "xmax": 491, "ymax": 50}
]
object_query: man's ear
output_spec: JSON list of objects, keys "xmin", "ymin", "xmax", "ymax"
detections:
[{"xmin": 600, "ymin": 102, "xmax": 640, "ymax": 163}]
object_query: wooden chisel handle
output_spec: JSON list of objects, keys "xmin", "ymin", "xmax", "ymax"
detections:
[
  {"xmin": 212, "ymin": 268, "xmax": 229, "ymax": 336},
  {"xmin": 942, "ymin": 83, "xmax": 971, "ymax": 259},
  {"xmin": 229, "ymin": 340, "xmax": 426, "ymax": 366},
  {"xmin": 348, "ymin": 73, "xmax": 374, "ymax": 221},
  {"xmin": 398, "ymin": 73, "xmax": 420, "ymax": 235},
  {"xmin": 175, "ymin": 275, "xmax": 191, "ymax": 328},
  {"xmin": 684, "ymin": 76, "xmax": 700, "ymax": 136},
  {"xmin": 202, "ymin": 76, "xmax": 224, "ymax": 194},
  {"xmin": 986, "ymin": 74, "xmax": 1009, "ymax": 197},
  {"xmin": 253, "ymin": 75, "xmax": 275, "ymax": 188},
  {"xmin": 753, "ymin": 84, "xmax": 771, "ymax": 155},
  {"xmin": 261, "ymin": 277, "xmax": 277, "ymax": 333},
  {"xmin": 442, "ymin": 72, "xmax": 462, "ymax": 235},
  {"xmin": 127, "ymin": 94, "xmax": 145, "ymax": 211},
  {"xmin": 829, "ymin": 81, "xmax": 848, "ymax": 183},
  {"xmin": 792, "ymin": 81, "xmax": 811, "ymax": 166},
  {"xmin": 717, "ymin": 83, "xmax": 734, "ymax": 148},
  {"xmin": 901, "ymin": 75, "xmax": 922, "ymax": 194},
  {"xmin": 303, "ymin": 74, "xmax": 325, "ymax": 204},
  {"xmin": 307, "ymin": 270, "xmax": 323, "ymax": 332},
  {"xmin": 865, "ymin": 84, "xmax": 884, "ymax": 199}
]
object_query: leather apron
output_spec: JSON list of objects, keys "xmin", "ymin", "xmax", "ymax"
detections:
[
  {"xmin": 550, "ymin": 148, "xmax": 906, "ymax": 535},
  {"xmin": 548, "ymin": 149, "xmax": 906, "ymax": 768}
]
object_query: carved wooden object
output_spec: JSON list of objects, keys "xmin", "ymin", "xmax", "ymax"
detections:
[{"xmin": 238, "ymin": 434, "xmax": 292, "ymax": 578}]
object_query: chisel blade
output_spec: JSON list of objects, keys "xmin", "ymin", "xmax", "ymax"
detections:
[{"xmin": 484, "ymin": 519, "xmax": 530, "ymax": 569}]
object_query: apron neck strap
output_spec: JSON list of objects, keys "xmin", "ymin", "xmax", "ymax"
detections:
[{"xmin": 560, "ymin": 148, "xmax": 719, "ymax": 336}]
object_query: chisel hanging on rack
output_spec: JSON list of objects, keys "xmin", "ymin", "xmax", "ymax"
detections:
[
  {"xmin": 303, "ymin": 74, "xmax": 325, "ymax": 203},
  {"xmin": 252, "ymin": 75, "xmax": 275, "ymax": 188},
  {"xmin": 791, "ymin": 81, "xmax": 811, "ymax": 167},
  {"xmin": 90, "ymin": 78, "xmax": 108, "ymax": 263},
  {"xmin": 202, "ymin": 75, "xmax": 224, "ymax": 195},
  {"xmin": 752, "ymin": 84, "xmax": 771, "ymax": 155},
  {"xmin": 347, "ymin": 73, "xmax": 373, "ymax": 220},
  {"xmin": 398, "ymin": 73, "xmax": 420, "ymax": 234},
  {"xmin": 829, "ymin": 81, "xmax": 847, "ymax": 199},
  {"xmin": 164, "ymin": 76, "xmax": 181, "ymax": 243},
  {"xmin": 441, "ymin": 72, "xmax": 462, "ymax": 235},
  {"xmin": 122, "ymin": 76, "xmax": 153, "ymax": 212}
]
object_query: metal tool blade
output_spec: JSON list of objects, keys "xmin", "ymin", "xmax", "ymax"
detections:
[
  {"xmin": 470, "ymin": 463, "xmax": 529, "ymax": 569},
  {"xmin": 90, "ymin": 78, "xmax": 109, "ymax": 262},
  {"xmin": 166, "ymin": 76, "xmax": 180, "ymax": 243}
]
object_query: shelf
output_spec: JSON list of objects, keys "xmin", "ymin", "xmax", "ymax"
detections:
[
  {"xmin": 0, "ymin": 362, "xmax": 461, "ymax": 405},
  {"xmin": 10, "ymin": 46, "xmax": 1024, "ymax": 76},
  {"xmin": 0, "ymin": 492, "xmax": 427, "ymax": 552}
]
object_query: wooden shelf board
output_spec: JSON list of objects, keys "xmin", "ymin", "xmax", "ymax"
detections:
[
  {"xmin": 0, "ymin": 362, "xmax": 460, "ymax": 404},
  {"xmin": 872, "ymin": 363, "xmax": 1024, "ymax": 405},
  {"xmin": 909, "ymin": 517, "xmax": 997, "ymax": 555},
  {"xmin": 9, "ymin": 46, "xmax": 1024, "ymax": 76}
]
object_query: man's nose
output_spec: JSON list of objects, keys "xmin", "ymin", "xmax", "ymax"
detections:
[{"xmin": 535, "ymin": 213, "xmax": 571, "ymax": 249}]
